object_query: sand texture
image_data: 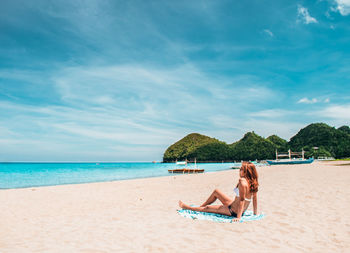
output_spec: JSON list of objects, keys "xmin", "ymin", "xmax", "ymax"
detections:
[{"xmin": 1, "ymin": 161, "xmax": 349, "ymax": 252}]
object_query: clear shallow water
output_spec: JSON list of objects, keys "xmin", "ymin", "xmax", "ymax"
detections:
[{"xmin": 0, "ymin": 162, "xmax": 245, "ymax": 189}]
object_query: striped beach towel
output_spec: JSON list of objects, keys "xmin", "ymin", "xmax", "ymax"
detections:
[{"xmin": 177, "ymin": 209, "xmax": 265, "ymax": 223}]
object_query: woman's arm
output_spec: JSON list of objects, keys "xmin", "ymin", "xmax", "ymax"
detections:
[{"xmin": 253, "ymin": 192, "xmax": 258, "ymax": 215}]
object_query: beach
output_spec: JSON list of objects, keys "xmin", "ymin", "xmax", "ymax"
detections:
[{"xmin": 1, "ymin": 161, "xmax": 349, "ymax": 252}]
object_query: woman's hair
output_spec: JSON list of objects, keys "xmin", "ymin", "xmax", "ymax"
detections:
[{"xmin": 241, "ymin": 162, "xmax": 259, "ymax": 193}]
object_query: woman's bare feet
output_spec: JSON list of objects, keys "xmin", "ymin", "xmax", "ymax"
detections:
[
  {"xmin": 178, "ymin": 200, "xmax": 184, "ymax": 208},
  {"xmin": 178, "ymin": 200, "xmax": 189, "ymax": 209}
]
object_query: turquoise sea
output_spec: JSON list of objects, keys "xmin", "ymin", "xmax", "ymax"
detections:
[{"xmin": 0, "ymin": 162, "xmax": 247, "ymax": 189}]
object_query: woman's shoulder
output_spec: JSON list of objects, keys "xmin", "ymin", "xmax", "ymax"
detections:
[{"xmin": 238, "ymin": 177, "xmax": 249, "ymax": 186}]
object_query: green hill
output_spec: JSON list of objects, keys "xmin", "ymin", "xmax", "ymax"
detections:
[
  {"xmin": 162, "ymin": 133, "xmax": 225, "ymax": 162},
  {"xmin": 289, "ymin": 123, "xmax": 350, "ymax": 158},
  {"xmin": 162, "ymin": 123, "xmax": 350, "ymax": 162},
  {"xmin": 230, "ymin": 132, "xmax": 275, "ymax": 160}
]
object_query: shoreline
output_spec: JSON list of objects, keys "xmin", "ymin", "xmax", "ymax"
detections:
[{"xmin": 1, "ymin": 161, "xmax": 349, "ymax": 252}]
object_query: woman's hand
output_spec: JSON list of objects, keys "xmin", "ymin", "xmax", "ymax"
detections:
[{"xmin": 232, "ymin": 218, "xmax": 241, "ymax": 222}]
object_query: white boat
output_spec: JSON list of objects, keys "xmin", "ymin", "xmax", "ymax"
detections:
[{"xmin": 176, "ymin": 161, "xmax": 187, "ymax": 165}]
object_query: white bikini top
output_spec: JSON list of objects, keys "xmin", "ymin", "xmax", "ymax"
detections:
[{"xmin": 234, "ymin": 187, "xmax": 252, "ymax": 202}]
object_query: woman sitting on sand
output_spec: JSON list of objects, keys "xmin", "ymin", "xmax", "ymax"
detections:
[{"xmin": 179, "ymin": 161, "xmax": 259, "ymax": 222}]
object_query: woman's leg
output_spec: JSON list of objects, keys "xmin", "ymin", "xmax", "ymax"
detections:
[
  {"xmin": 179, "ymin": 201, "xmax": 231, "ymax": 216},
  {"xmin": 200, "ymin": 188, "xmax": 233, "ymax": 207}
]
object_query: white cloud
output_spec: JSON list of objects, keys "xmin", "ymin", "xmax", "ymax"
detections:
[
  {"xmin": 332, "ymin": 0, "xmax": 350, "ymax": 15},
  {"xmin": 297, "ymin": 5, "xmax": 318, "ymax": 24},
  {"xmin": 0, "ymin": 63, "xmax": 279, "ymax": 161},
  {"xmin": 297, "ymin": 97, "xmax": 318, "ymax": 104},
  {"xmin": 263, "ymin": 29, "xmax": 274, "ymax": 37},
  {"xmin": 249, "ymin": 109, "xmax": 294, "ymax": 118},
  {"xmin": 0, "ymin": 102, "xmax": 180, "ymax": 161},
  {"xmin": 314, "ymin": 104, "xmax": 350, "ymax": 127},
  {"xmin": 297, "ymin": 97, "xmax": 331, "ymax": 104},
  {"xmin": 53, "ymin": 64, "xmax": 277, "ymax": 119}
]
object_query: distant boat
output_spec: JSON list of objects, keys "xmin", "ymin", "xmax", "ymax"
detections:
[
  {"xmin": 267, "ymin": 158, "xmax": 314, "ymax": 165},
  {"xmin": 169, "ymin": 158, "xmax": 204, "ymax": 173},
  {"xmin": 317, "ymin": 157, "xmax": 335, "ymax": 161}
]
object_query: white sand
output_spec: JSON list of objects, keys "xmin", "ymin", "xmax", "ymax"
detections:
[{"xmin": 1, "ymin": 161, "xmax": 349, "ymax": 252}]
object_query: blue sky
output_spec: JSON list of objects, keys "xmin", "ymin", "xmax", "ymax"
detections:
[{"xmin": 0, "ymin": 0, "xmax": 349, "ymax": 161}]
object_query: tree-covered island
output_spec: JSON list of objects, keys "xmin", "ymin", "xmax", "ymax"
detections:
[{"xmin": 162, "ymin": 123, "xmax": 350, "ymax": 162}]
